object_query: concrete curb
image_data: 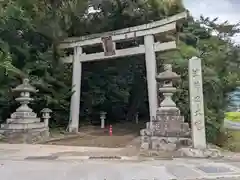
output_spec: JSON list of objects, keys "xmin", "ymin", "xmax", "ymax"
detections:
[
  {"xmin": 12, "ymin": 154, "xmax": 240, "ymax": 163},
  {"xmin": 224, "ymin": 119, "xmax": 240, "ymax": 130},
  {"xmin": 21, "ymin": 155, "xmax": 156, "ymax": 161},
  {"xmin": 39, "ymin": 134, "xmax": 84, "ymax": 144},
  {"xmin": 15, "ymin": 153, "xmax": 234, "ymax": 162},
  {"xmin": 57, "ymin": 156, "xmax": 157, "ymax": 161}
]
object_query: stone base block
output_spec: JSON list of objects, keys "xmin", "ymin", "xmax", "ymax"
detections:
[
  {"xmin": 139, "ymin": 149, "xmax": 183, "ymax": 158},
  {"xmin": 68, "ymin": 126, "xmax": 79, "ymax": 133},
  {"xmin": 140, "ymin": 136, "xmax": 192, "ymax": 151},
  {"xmin": 151, "ymin": 137, "xmax": 177, "ymax": 151},
  {"xmin": 7, "ymin": 117, "xmax": 41, "ymax": 124},
  {"xmin": 0, "ymin": 128, "xmax": 49, "ymax": 144},
  {"xmin": 141, "ymin": 141, "xmax": 150, "ymax": 150},
  {"xmin": 178, "ymin": 147, "xmax": 222, "ymax": 158},
  {"xmin": 1, "ymin": 122, "xmax": 45, "ymax": 130}
]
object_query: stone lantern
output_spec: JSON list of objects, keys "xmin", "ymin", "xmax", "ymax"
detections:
[
  {"xmin": 140, "ymin": 64, "xmax": 191, "ymax": 151},
  {"xmin": 0, "ymin": 78, "xmax": 50, "ymax": 143},
  {"xmin": 41, "ymin": 108, "xmax": 52, "ymax": 128},
  {"xmin": 156, "ymin": 64, "xmax": 180, "ymax": 113},
  {"xmin": 100, "ymin": 111, "xmax": 106, "ymax": 129}
]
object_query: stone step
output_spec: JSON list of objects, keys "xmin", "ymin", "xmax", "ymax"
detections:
[
  {"xmin": 6, "ymin": 118, "xmax": 41, "ymax": 124},
  {"xmin": 1, "ymin": 122, "xmax": 45, "ymax": 130},
  {"xmin": 0, "ymin": 127, "xmax": 48, "ymax": 134},
  {"xmin": 0, "ymin": 129, "xmax": 5, "ymax": 134},
  {"xmin": 10, "ymin": 111, "xmax": 38, "ymax": 119}
]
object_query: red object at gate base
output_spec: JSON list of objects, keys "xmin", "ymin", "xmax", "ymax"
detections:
[{"xmin": 109, "ymin": 125, "xmax": 112, "ymax": 136}]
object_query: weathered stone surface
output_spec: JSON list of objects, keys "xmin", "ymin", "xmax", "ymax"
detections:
[
  {"xmin": 151, "ymin": 138, "xmax": 177, "ymax": 151},
  {"xmin": 1, "ymin": 122, "xmax": 45, "ymax": 130},
  {"xmin": 68, "ymin": 127, "xmax": 79, "ymax": 133},
  {"xmin": 189, "ymin": 57, "xmax": 207, "ymax": 149},
  {"xmin": 7, "ymin": 117, "xmax": 40, "ymax": 124},
  {"xmin": 178, "ymin": 147, "xmax": 222, "ymax": 158},
  {"xmin": 10, "ymin": 111, "xmax": 38, "ymax": 119},
  {"xmin": 1, "ymin": 129, "xmax": 49, "ymax": 143}
]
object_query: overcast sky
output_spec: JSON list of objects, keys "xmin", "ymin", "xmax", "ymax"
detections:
[{"xmin": 183, "ymin": 0, "xmax": 240, "ymax": 43}]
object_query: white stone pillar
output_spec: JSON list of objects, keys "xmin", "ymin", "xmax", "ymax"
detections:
[
  {"xmin": 144, "ymin": 35, "xmax": 158, "ymax": 121},
  {"xmin": 69, "ymin": 46, "xmax": 82, "ymax": 133},
  {"xmin": 189, "ymin": 57, "xmax": 207, "ymax": 149}
]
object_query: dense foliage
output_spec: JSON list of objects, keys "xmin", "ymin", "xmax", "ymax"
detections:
[{"xmin": 0, "ymin": 0, "xmax": 239, "ymax": 143}]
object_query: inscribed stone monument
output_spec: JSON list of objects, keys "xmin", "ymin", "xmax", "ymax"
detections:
[
  {"xmin": 188, "ymin": 57, "xmax": 206, "ymax": 149},
  {"xmin": 179, "ymin": 57, "xmax": 221, "ymax": 158}
]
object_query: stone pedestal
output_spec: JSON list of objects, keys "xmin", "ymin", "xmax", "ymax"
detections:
[
  {"xmin": 0, "ymin": 79, "xmax": 50, "ymax": 143},
  {"xmin": 140, "ymin": 64, "xmax": 192, "ymax": 151},
  {"xmin": 141, "ymin": 109, "xmax": 192, "ymax": 151},
  {"xmin": 178, "ymin": 147, "xmax": 222, "ymax": 158}
]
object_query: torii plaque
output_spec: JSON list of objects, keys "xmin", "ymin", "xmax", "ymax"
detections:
[{"xmin": 101, "ymin": 36, "xmax": 116, "ymax": 56}]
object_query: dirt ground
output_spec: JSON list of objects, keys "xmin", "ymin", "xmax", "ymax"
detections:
[
  {"xmin": 35, "ymin": 122, "xmax": 184, "ymax": 158},
  {"xmin": 45, "ymin": 122, "xmax": 145, "ymax": 148},
  {"xmin": 42, "ymin": 122, "xmax": 184, "ymax": 158}
]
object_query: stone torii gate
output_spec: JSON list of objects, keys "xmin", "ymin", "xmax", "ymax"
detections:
[{"xmin": 58, "ymin": 12, "xmax": 187, "ymax": 133}]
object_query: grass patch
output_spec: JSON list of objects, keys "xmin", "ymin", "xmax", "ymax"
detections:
[
  {"xmin": 223, "ymin": 130, "xmax": 240, "ymax": 152},
  {"xmin": 225, "ymin": 112, "xmax": 240, "ymax": 122}
]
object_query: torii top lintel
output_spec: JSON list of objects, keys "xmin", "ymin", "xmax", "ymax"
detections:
[{"xmin": 58, "ymin": 12, "xmax": 188, "ymax": 49}]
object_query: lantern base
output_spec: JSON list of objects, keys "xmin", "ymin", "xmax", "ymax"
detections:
[{"xmin": 0, "ymin": 128, "xmax": 49, "ymax": 144}]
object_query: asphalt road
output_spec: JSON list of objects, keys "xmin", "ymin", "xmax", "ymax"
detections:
[
  {"xmin": 1, "ymin": 159, "xmax": 240, "ymax": 180},
  {"xmin": 0, "ymin": 159, "xmax": 175, "ymax": 180}
]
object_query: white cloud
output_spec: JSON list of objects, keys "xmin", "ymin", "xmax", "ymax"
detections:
[{"xmin": 183, "ymin": 0, "xmax": 239, "ymax": 22}]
